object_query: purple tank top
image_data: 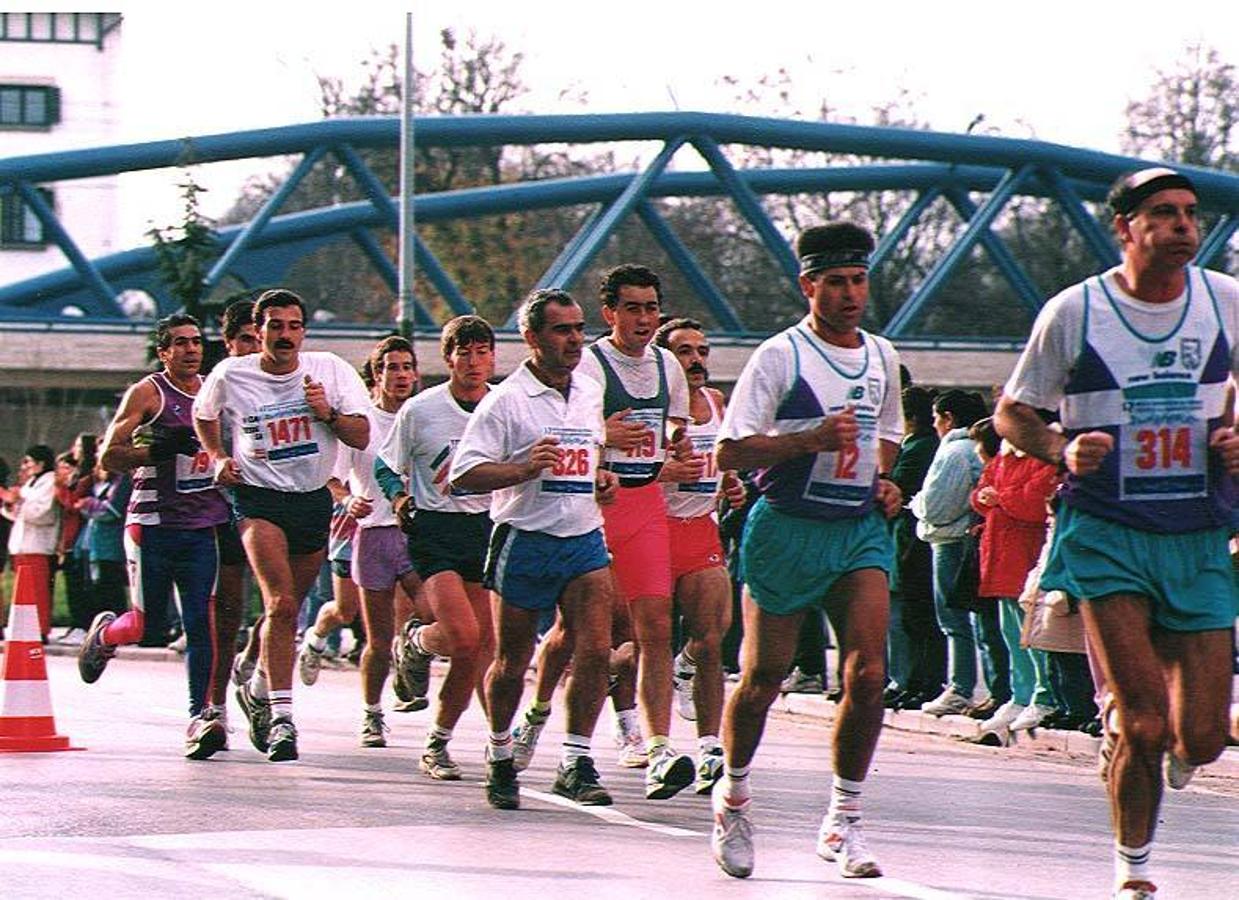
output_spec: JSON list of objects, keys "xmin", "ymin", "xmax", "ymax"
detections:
[{"xmin": 127, "ymin": 372, "xmax": 230, "ymax": 530}]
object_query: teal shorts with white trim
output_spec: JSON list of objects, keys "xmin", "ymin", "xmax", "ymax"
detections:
[
  {"xmin": 1041, "ymin": 505, "xmax": 1238, "ymax": 632},
  {"xmin": 739, "ymin": 496, "xmax": 892, "ymax": 616}
]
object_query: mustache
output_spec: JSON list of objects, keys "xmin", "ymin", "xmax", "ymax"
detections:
[
  {"xmin": 687, "ymin": 363, "xmax": 709, "ymax": 377},
  {"xmin": 275, "ymin": 340, "xmax": 295, "ymax": 348}
]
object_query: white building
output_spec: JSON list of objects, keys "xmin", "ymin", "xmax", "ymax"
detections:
[{"xmin": 0, "ymin": 12, "xmax": 123, "ymax": 287}]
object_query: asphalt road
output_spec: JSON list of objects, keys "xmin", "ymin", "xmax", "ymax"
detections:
[{"xmin": 1, "ymin": 654, "xmax": 1235, "ymax": 899}]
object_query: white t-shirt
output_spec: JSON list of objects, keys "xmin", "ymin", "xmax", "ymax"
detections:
[
  {"xmin": 450, "ymin": 361, "xmax": 606, "ymax": 537},
  {"xmin": 333, "ymin": 404, "xmax": 399, "ymax": 529},
  {"xmin": 1005, "ymin": 266, "xmax": 1239, "ymax": 410},
  {"xmin": 377, "ymin": 382, "xmax": 492, "ymax": 515},
  {"xmin": 194, "ymin": 351, "xmax": 371, "ymax": 493}
]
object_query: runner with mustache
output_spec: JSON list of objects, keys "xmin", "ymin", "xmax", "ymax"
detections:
[
  {"xmin": 193, "ymin": 289, "xmax": 371, "ymax": 762},
  {"xmin": 654, "ymin": 317, "xmax": 747, "ymax": 794}
]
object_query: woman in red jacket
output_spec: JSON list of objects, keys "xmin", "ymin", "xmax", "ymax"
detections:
[{"xmin": 968, "ymin": 418, "xmax": 1059, "ymax": 737}]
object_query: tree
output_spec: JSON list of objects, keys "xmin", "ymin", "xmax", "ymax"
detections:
[{"xmin": 1123, "ymin": 43, "xmax": 1237, "ymax": 172}]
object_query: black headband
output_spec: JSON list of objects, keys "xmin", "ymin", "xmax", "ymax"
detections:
[
  {"xmin": 799, "ymin": 249, "xmax": 871, "ymax": 275},
  {"xmin": 1109, "ymin": 167, "xmax": 1196, "ymax": 217}
]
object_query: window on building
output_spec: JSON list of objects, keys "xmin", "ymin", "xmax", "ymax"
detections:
[
  {"xmin": 0, "ymin": 188, "xmax": 53, "ymax": 247},
  {"xmin": 0, "ymin": 85, "xmax": 60, "ymax": 127}
]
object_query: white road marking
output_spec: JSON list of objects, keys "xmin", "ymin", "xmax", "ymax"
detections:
[
  {"xmin": 520, "ymin": 787, "xmax": 705, "ymax": 836},
  {"xmin": 851, "ymin": 876, "xmax": 975, "ymax": 899}
]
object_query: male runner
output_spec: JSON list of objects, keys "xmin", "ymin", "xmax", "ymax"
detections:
[
  {"xmin": 994, "ymin": 167, "xmax": 1239, "ymax": 900},
  {"xmin": 654, "ymin": 317, "xmax": 746, "ymax": 794},
  {"xmin": 298, "ymin": 336, "xmax": 420, "ymax": 748},
  {"xmin": 376, "ymin": 315, "xmax": 496, "ymax": 779},
  {"xmin": 80, "ymin": 314, "xmax": 233, "ymax": 760},
  {"xmin": 194, "ymin": 288, "xmax": 371, "ymax": 762},
  {"xmin": 450, "ymin": 288, "xmax": 619, "ymax": 810},
  {"xmin": 710, "ymin": 223, "xmax": 904, "ymax": 879}
]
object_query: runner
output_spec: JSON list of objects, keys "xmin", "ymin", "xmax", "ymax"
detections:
[
  {"xmin": 298, "ymin": 336, "xmax": 421, "ymax": 749},
  {"xmin": 450, "ymin": 288, "xmax": 619, "ymax": 810},
  {"xmin": 376, "ymin": 315, "xmax": 496, "ymax": 778},
  {"xmin": 994, "ymin": 167, "xmax": 1239, "ymax": 900},
  {"xmin": 709, "ymin": 222, "xmax": 904, "ymax": 879},
  {"xmin": 193, "ymin": 288, "xmax": 371, "ymax": 762},
  {"xmin": 80, "ymin": 314, "xmax": 233, "ymax": 759},
  {"xmin": 654, "ymin": 317, "xmax": 746, "ymax": 794}
]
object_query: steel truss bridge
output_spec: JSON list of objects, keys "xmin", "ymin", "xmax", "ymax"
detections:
[{"xmin": 0, "ymin": 113, "xmax": 1236, "ymax": 386}]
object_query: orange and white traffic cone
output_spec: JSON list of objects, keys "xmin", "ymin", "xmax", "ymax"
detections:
[{"xmin": 0, "ymin": 560, "xmax": 80, "ymax": 752}]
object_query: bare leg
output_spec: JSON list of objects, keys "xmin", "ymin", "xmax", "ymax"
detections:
[{"xmin": 677, "ymin": 566, "xmax": 732, "ymax": 737}]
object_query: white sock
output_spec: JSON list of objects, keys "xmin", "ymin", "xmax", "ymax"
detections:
[
  {"xmin": 428, "ymin": 724, "xmax": 452, "ymax": 746},
  {"xmin": 720, "ymin": 764, "xmax": 751, "ymax": 806},
  {"xmin": 269, "ymin": 690, "xmax": 293, "ymax": 721},
  {"xmin": 615, "ymin": 707, "xmax": 639, "ymax": 736},
  {"xmin": 1115, "ymin": 841, "xmax": 1152, "ymax": 890},
  {"xmin": 562, "ymin": 733, "xmax": 591, "ymax": 766},
  {"xmin": 827, "ymin": 774, "xmax": 864, "ymax": 825},
  {"xmin": 698, "ymin": 734, "xmax": 722, "ymax": 755},
  {"xmin": 364, "ymin": 702, "xmax": 382, "ymax": 714},
  {"xmin": 249, "ymin": 669, "xmax": 269, "ymax": 700},
  {"xmin": 306, "ymin": 631, "xmax": 326, "ymax": 652},
  {"xmin": 488, "ymin": 729, "xmax": 513, "ymax": 761}
]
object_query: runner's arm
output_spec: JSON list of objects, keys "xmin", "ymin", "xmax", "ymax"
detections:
[{"xmin": 99, "ymin": 380, "xmax": 159, "ymax": 472}]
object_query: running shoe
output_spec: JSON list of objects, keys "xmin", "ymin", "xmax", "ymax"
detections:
[
  {"xmin": 1114, "ymin": 881, "xmax": 1158, "ymax": 899},
  {"xmin": 403, "ymin": 624, "xmax": 434, "ymax": 697},
  {"xmin": 816, "ymin": 819, "xmax": 882, "ymax": 878},
  {"xmin": 393, "ymin": 619, "xmax": 429, "ymax": 703},
  {"xmin": 1164, "ymin": 751, "xmax": 1197, "ymax": 790},
  {"xmin": 77, "ymin": 610, "xmax": 117, "ymax": 684},
  {"xmin": 512, "ymin": 708, "xmax": 549, "ymax": 772},
  {"xmin": 485, "ymin": 756, "xmax": 520, "ymax": 810},
  {"xmin": 551, "ymin": 756, "xmax": 612, "ymax": 805},
  {"xmin": 673, "ymin": 651, "xmax": 696, "ymax": 721},
  {"xmin": 184, "ymin": 707, "xmax": 228, "ymax": 760},
  {"xmin": 392, "ymin": 697, "xmax": 430, "ymax": 713},
  {"xmin": 710, "ymin": 786, "xmax": 754, "ymax": 878},
  {"xmin": 297, "ymin": 639, "xmax": 325, "ymax": 687},
  {"xmin": 617, "ymin": 730, "xmax": 649, "ymax": 768},
  {"xmin": 361, "ymin": 709, "xmax": 389, "ymax": 748},
  {"xmin": 266, "ymin": 716, "xmax": 298, "ymax": 762},
  {"xmin": 920, "ymin": 688, "xmax": 972, "ymax": 717},
  {"xmin": 977, "ymin": 700, "xmax": 1025, "ymax": 736},
  {"xmin": 645, "ymin": 748, "xmax": 695, "ymax": 800},
  {"xmin": 421, "ymin": 738, "xmax": 463, "ymax": 780},
  {"xmin": 231, "ymin": 653, "xmax": 256, "ymax": 688},
  {"xmin": 236, "ymin": 680, "xmax": 272, "ymax": 752},
  {"xmin": 1009, "ymin": 702, "xmax": 1056, "ymax": 732},
  {"xmin": 694, "ymin": 747, "xmax": 725, "ymax": 795},
  {"xmin": 779, "ymin": 667, "xmax": 823, "ymax": 694},
  {"xmin": 56, "ymin": 627, "xmax": 87, "ymax": 647}
]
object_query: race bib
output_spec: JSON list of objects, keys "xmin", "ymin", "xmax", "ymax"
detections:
[
  {"xmin": 1120, "ymin": 419, "xmax": 1207, "ymax": 501},
  {"xmin": 175, "ymin": 450, "xmax": 215, "ymax": 493},
  {"xmin": 677, "ymin": 433, "xmax": 720, "ymax": 494},
  {"xmin": 541, "ymin": 426, "xmax": 597, "ymax": 494},
  {"xmin": 604, "ymin": 407, "xmax": 665, "ymax": 477},
  {"xmin": 802, "ymin": 409, "xmax": 878, "ymax": 507},
  {"xmin": 252, "ymin": 401, "xmax": 320, "ymax": 463}
]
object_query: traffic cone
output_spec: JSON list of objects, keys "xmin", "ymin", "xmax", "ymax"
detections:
[{"xmin": 0, "ymin": 558, "xmax": 80, "ymax": 752}]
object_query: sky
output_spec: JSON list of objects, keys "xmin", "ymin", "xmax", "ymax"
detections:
[{"xmin": 105, "ymin": 0, "xmax": 1237, "ymax": 242}]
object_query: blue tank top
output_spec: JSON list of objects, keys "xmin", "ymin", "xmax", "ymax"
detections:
[{"xmin": 1059, "ymin": 267, "xmax": 1232, "ymax": 532}]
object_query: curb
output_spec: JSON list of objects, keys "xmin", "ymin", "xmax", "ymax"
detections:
[{"xmin": 774, "ymin": 690, "xmax": 1239, "ymax": 781}]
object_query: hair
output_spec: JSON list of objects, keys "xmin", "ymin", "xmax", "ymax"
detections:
[
  {"xmin": 654, "ymin": 316, "xmax": 705, "ymax": 349},
  {"xmin": 969, "ymin": 417, "xmax": 1002, "ymax": 459},
  {"xmin": 933, "ymin": 389, "xmax": 989, "ymax": 430},
  {"xmin": 360, "ymin": 360, "xmax": 375, "ymax": 389},
  {"xmin": 518, "ymin": 288, "xmax": 578, "ymax": 333},
  {"xmin": 902, "ymin": 385, "xmax": 936, "ymax": 432},
  {"xmin": 221, "ymin": 299, "xmax": 256, "ymax": 341},
  {"xmin": 441, "ymin": 315, "xmax": 495, "ymax": 359},
  {"xmin": 368, "ymin": 335, "xmax": 416, "ymax": 379},
  {"xmin": 154, "ymin": 313, "xmax": 201, "ymax": 351},
  {"xmin": 795, "ymin": 222, "xmax": 875, "ymax": 275},
  {"xmin": 73, "ymin": 433, "xmax": 98, "ymax": 481},
  {"xmin": 253, "ymin": 289, "xmax": 307, "ymax": 328},
  {"xmin": 24, "ymin": 444, "xmax": 55, "ymax": 477},
  {"xmin": 598, "ymin": 264, "xmax": 662, "ymax": 309},
  {"xmin": 899, "ymin": 363, "xmax": 913, "ymax": 389}
]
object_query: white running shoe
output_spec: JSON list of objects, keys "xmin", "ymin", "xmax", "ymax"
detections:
[
  {"xmin": 1164, "ymin": 751, "xmax": 1197, "ymax": 790},
  {"xmin": 673, "ymin": 651, "xmax": 696, "ymax": 721},
  {"xmin": 978, "ymin": 699, "xmax": 1025, "ymax": 736},
  {"xmin": 421, "ymin": 739, "xmax": 463, "ymax": 780},
  {"xmin": 780, "ymin": 667, "xmax": 823, "ymax": 694},
  {"xmin": 297, "ymin": 640, "xmax": 325, "ymax": 687},
  {"xmin": 360, "ymin": 709, "xmax": 389, "ymax": 748},
  {"xmin": 1009, "ymin": 702, "xmax": 1056, "ymax": 732},
  {"xmin": 695, "ymin": 748, "xmax": 725, "ymax": 795},
  {"xmin": 710, "ymin": 785, "xmax": 754, "ymax": 878},
  {"xmin": 232, "ymin": 653, "xmax": 256, "ymax": 688},
  {"xmin": 617, "ymin": 731, "xmax": 649, "ymax": 768},
  {"xmin": 816, "ymin": 818, "xmax": 882, "ymax": 878},
  {"xmin": 512, "ymin": 709, "xmax": 548, "ymax": 772},
  {"xmin": 920, "ymin": 688, "xmax": 972, "ymax": 717},
  {"xmin": 1113, "ymin": 881, "xmax": 1158, "ymax": 899}
]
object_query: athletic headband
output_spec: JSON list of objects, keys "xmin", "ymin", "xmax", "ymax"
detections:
[
  {"xmin": 1108, "ymin": 167, "xmax": 1196, "ymax": 217},
  {"xmin": 799, "ymin": 249, "xmax": 871, "ymax": 275}
]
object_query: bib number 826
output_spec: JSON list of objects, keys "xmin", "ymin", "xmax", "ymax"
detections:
[{"xmin": 551, "ymin": 447, "xmax": 591, "ymax": 477}]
